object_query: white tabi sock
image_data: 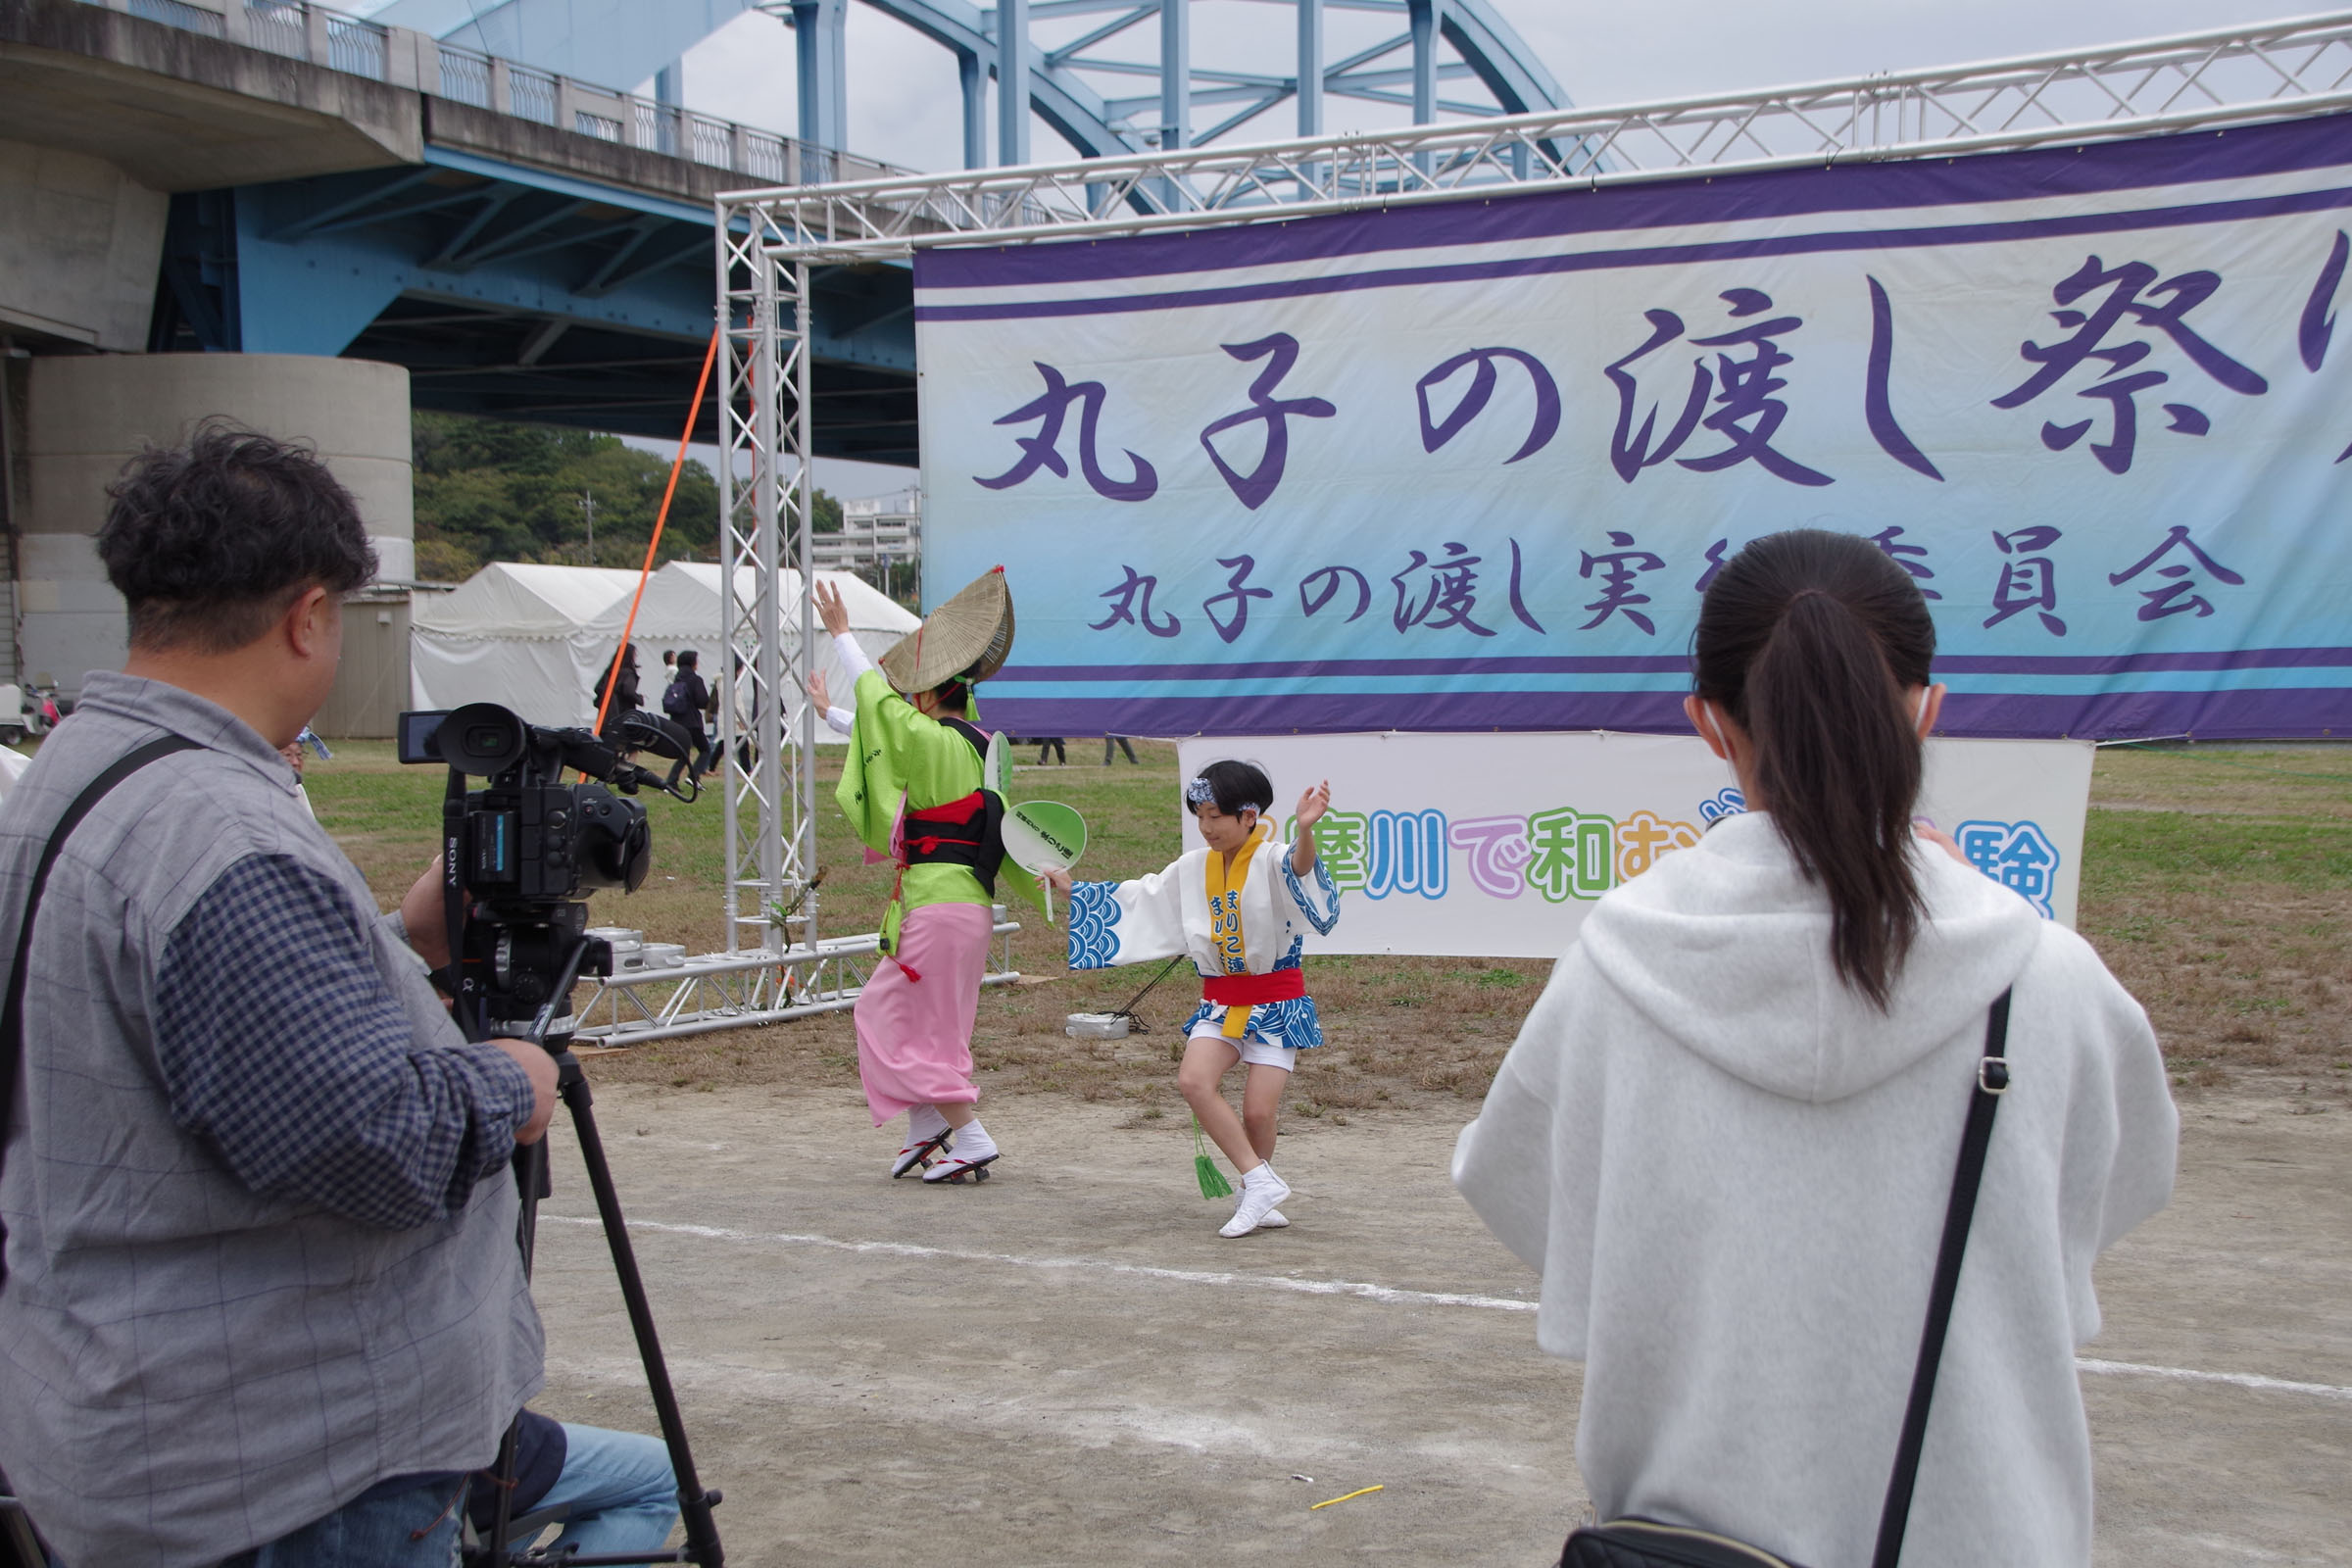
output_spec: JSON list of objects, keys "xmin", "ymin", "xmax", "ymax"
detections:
[
  {"xmin": 949, "ymin": 1119, "xmax": 998, "ymax": 1162},
  {"xmin": 1221, "ymin": 1161, "xmax": 1292, "ymax": 1237},
  {"xmin": 907, "ymin": 1104, "xmax": 949, "ymax": 1144}
]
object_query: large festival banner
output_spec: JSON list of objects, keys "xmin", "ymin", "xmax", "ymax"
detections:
[
  {"xmin": 916, "ymin": 115, "xmax": 2352, "ymax": 741},
  {"xmin": 1169, "ymin": 733, "xmax": 2093, "ymax": 957}
]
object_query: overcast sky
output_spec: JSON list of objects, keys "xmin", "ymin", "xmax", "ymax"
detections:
[{"xmin": 638, "ymin": 0, "xmax": 2315, "ymax": 496}]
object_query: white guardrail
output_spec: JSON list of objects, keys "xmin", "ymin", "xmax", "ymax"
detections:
[{"xmin": 88, "ymin": 0, "xmax": 906, "ymax": 186}]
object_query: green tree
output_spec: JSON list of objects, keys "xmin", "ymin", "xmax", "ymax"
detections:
[{"xmin": 412, "ymin": 412, "xmax": 770, "ymax": 580}]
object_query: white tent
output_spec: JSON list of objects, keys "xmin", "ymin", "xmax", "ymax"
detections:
[
  {"xmin": 411, "ymin": 561, "xmax": 922, "ymax": 737},
  {"xmin": 409, "ymin": 564, "xmax": 642, "ymax": 726},
  {"xmin": 578, "ymin": 563, "xmax": 919, "ymax": 744}
]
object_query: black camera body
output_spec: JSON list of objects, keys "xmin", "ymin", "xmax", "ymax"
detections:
[
  {"xmin": 401, "ymin": 703, "xmax": 670, "ymax": 1030},
  {"xmin": 459, "ymin": 777, "xmax": 645, "ymax": 906},
  {"xmin": 402, "ymin": 704, "xmax": 654, "ymax": 907}
]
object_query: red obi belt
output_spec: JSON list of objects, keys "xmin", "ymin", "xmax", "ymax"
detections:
[
  {"xmin": 1200, "ymin": 968, "xmax": 1306, "ymax": 1006},
  {"xmin": 903, "ymin": 790, "xmax": 985, "ymax": 861}
]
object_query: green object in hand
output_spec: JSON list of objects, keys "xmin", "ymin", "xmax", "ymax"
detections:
[
  {"xmin": 1193, "ymin": 1115, "xmax": 1233, "ymax": 1200},
  {"xmin": 1003, "ymin": 800, "xmax": 1087, "ymax": 873}
]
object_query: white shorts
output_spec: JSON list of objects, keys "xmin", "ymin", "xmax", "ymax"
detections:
[{"xmin": 1188, "ymin": 1021, "xmax": 1298, "ymax": 1072}]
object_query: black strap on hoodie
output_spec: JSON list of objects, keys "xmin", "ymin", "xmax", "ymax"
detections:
[
  {"xmin": 1870, "ymin": 986, "xmax": 2013, "ymax": 1568},
  {"xmin": 0, "ymin": 735, "xmax": 200, "ymax": 1285}
]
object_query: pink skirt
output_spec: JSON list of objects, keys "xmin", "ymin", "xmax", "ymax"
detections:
[{"xmin": 853, "ymin": 900, "xmax": 995, "ymax": 1125}]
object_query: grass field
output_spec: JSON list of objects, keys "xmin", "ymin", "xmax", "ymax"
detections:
[{"xmin": 311, "ymin": 735, "xmax": 2351, "ymax": 1114}]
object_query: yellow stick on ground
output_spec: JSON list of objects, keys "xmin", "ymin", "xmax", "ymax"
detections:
[{"xmin": 1308, "ymin": 1485, "xmax": 1385, "ymax": 1510}]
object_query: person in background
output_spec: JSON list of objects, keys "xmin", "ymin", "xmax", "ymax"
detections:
[
  {"xmin": 593, "ymin": 641, "xmax": 642, "ymax": 732},
  {"xmin": 1103, "ymin": 734, "xmax": 1139, "ymax": 765},
  {"xmin": 276, "ymin": 726, "xmax": 329, "ymax": 819},
  {"xmin": 463, "ymin": 1411, "xmax": 677, "ymax": 1559},
  {"xmin": 1451, "ymin": 528, "xmax": 2177, "ymax": 1567},
  {"xmin": 662, "ymin": 649, "xmax": 711, "ymax": 782},
  {"xmin": 1035, "ymin": 735, "xmax": 1066, "ymax": 765}
]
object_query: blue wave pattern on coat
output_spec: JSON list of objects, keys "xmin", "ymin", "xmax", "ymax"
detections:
[
  {"xmin": 1066, "ymin": 880, "xmax": 1124, "ymax": 968},
  {"xmin": 1283, "ymin": 858, "xmax": 1342, "ymax": 934}
]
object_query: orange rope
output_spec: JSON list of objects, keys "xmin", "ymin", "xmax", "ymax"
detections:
[{"xmin": 594, "ymin": 323, "xmax": 723, "ymax": 738}]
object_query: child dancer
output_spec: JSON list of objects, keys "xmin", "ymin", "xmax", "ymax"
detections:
[{"xmin": 1047, "ymin": 761, "xmax": 1338, "ymax": 1236}]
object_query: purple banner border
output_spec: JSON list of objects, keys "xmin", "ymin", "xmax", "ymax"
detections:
[
  {"xmin": 982, "ymin": 687, "xmax": 2352, "ymax": 742},
  {"xmin": 918, "ymin": 113, "xmax": 2352, "ymax": 293},
  {"xmin": 915, "ymin": 182, "xmax": 2352, "ymax": 324},
  {"xmin": 996, "ymin": 647, "xmax": 2352, "ymax": 682}
]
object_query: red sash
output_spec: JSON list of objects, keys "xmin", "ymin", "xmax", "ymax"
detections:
[
  {"xmin": 1200, "ymin": 968, "xmax": 1305, "ymax": 1006},
  {"xmin": 903, "ymin": 790, "xmax": 986, "ymax": 859}
]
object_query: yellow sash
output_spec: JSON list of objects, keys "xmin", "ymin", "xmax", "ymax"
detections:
[{"xmin": 1203, "ymin": 821, "xmax": 1269, "ymax": 1039}]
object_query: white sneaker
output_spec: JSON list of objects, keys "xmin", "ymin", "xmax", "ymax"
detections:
[{"xmin": 1219, "ymin": 1168, "xmax": 1292, "ymax": 1237}]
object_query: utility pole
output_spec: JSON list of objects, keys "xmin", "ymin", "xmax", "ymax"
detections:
[{"xmin": 578, "ymin": 489, "xmax": 596, "ymax": 564}]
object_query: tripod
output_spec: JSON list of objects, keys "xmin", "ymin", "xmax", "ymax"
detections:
[{"xmin": 459, "ymin": 930, "xmax": 726, "ymax": 1567}]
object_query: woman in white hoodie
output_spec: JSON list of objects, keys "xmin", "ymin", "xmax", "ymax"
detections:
[{"xmin": 1453, "ymin": 528, "xmax": 2177, "ymax": 1568}]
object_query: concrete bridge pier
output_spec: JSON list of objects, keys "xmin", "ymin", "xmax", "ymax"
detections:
[{"xmin": 18, "ymin": 353, "xmax": 414, "ymax": 691}]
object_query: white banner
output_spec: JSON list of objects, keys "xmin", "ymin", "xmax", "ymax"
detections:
[
  {"xmin": 919, "ymin": 114, "xmax": 2352, "ymax": 742},
  {"xmin": 1171, "ymin": 734, "xmax": 2092, "ymax": 957}
]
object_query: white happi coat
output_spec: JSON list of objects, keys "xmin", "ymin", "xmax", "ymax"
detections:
[{"xmin": 1067, "ymin": 835, "xmax": 1342, "ymax": 1048}]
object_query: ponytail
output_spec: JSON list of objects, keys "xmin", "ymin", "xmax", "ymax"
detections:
[{"xmin": 1692, "ymin": 531, "xmax": 1936, "ymax": 1008}]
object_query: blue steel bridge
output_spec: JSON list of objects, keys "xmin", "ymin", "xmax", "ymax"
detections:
[{"xmin": 3, "ymin": 0, "xmax": 1572, "ymax": 458}]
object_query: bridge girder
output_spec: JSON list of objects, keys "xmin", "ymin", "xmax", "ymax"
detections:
[
  {"xmin": 149, "ymin": 159, "xmax": 919, "ymax": 459},
  {"xmin": 365, "ymin": 0, "xmax": 1570, "ymax": 169}
]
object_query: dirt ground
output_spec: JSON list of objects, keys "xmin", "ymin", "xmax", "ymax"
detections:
[
  {"xmin": 295, "ymin": 738, "xmax": 2348, "ymax": 1562},
  {"xmin": 521, "ymin": 1068, "xmax": 2352, "ymax": 1567}
]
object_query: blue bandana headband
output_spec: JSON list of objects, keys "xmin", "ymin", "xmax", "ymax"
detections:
[{"xmin": 1184, "ymin": 776, "xmax": 1215, "ymax": 806}]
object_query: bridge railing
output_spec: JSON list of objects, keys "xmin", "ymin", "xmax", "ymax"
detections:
[{"xmin": 85, "ymin": 0, "xmax": 905, "ymax": 186}]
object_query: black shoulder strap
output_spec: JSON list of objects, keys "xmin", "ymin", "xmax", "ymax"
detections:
[
  {"xmin": 940, "ymin": 715, "xmax": 991, "ymax": 763},
  {"xmin": 1871, "ymin": 986, "xmax": 2013, "ymax": 1568},
  {"xmin": 0, "ymin": 734, "xmax": 202, "ymax": 1282}
]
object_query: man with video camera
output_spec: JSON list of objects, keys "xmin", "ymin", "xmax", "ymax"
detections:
[{"xmin": 0, "ymin": 427, "xmax": 672, "ymax": 1566}]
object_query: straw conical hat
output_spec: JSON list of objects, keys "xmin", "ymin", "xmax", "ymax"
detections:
[{"xmin": 879, "ymin": 566, "xmax": 1015, "ymax": 692}]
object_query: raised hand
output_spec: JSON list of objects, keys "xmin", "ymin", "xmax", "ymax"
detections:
[
  {"xmin": 1294, "ymin": 779, "xmax": 1332, "ymax": 832},
  {"xmin": 812, "ymin": 579, "xmax": 852, "ymax": 638},
  {"xmin": 809, "ymin": 669, "xmax": 832, "ymax": 713}
]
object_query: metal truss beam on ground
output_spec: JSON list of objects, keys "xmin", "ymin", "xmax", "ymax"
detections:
[
  {"xmin": 570, "ymin": 920, "xmax": 1021, "ymax": 1045},
  {"xmin": 720, "ymin": 10, "xmax": 2352, "ymax": 259}
]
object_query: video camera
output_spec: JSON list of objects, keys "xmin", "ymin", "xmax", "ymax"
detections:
[{"xmin": 399, "ymin": 702, "xmax": 691, "ymax": 1034}]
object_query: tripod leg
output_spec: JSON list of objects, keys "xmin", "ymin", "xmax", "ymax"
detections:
[
  {"xmin": 480, "ymin": 1138, "xmax": 550, "ymax": 1566},
  {"xmin": 555, "ymin": 1054, "xmax": 725, "ymax": 1566}
]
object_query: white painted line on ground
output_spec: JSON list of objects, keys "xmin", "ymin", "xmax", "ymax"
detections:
[
  {"xmin": 551, "ymin": 1215, "xmax": 2352, "ymax": 1403},
  {"xmin": 2075, "ymin": 1357, "xmax": 2352, "ymax": 1403},
  {"xmin": 543, "ymin": 1213, "xmax": 1541, "ymax": 1312}
]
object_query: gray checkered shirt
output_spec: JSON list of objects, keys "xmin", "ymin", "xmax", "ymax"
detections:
[{"xmin": 0, "ymin": 674, "xmax": 545, "ymax": 1567}]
